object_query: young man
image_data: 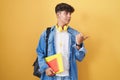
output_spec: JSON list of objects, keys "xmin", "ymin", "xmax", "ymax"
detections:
[{"xmin": 36, "ymin": 3, "xmax": 88, "ymax": 80}]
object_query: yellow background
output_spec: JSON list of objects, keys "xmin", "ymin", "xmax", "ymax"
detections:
[{"xmin": 0, "ymin": 0, "xmax": 120, "ymax": 80}]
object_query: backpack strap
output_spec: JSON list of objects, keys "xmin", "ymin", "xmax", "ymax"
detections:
[
  {"xmin": 33, "ymin": 27, "xmax": 51, "ymax": 66},
  {"xmin": 45, "ymin": 27, "xmax": 51, "ymax": 57}
]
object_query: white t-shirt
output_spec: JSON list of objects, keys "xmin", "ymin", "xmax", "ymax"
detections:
[{"xmin": 55, "ymin": 29, "xmax": 70, "ymax": 76}]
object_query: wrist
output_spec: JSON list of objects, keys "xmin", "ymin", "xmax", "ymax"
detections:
[{"xmin": 76, "ymin": 43, "xmax": 83, "ymax": 47}]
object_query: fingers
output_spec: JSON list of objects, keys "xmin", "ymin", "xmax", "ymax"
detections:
[
  {"xmin": 45, "ymin": 68, "xmax": 55, "ymax": 76},
  {"xmin": 49, "ymin": 68, "xmax": 55, "ymax": 76},
  {"xmin": 79, "ymin": 33, "xmax": 89, "ymax": 40},
  {"xmin": 76, "ymin": 33, "xmax": 88, "ymax": 44},
  {"xmin": 84, "ymin": 36, "xmax": 89, "ymax": 40}
]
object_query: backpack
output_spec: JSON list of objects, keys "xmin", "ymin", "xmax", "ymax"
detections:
[{"xmin": 33, "ymin": 27, "xmax": 51, "ymax": 78}]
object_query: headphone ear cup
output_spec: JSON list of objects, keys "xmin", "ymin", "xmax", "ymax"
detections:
[
  {"xmin": 64, "ymin": 26, "xmax": 67, "ymax": 31},
  {"xmin": 58, "ymin": 26, "xmax": 62, "ymax": 32}
]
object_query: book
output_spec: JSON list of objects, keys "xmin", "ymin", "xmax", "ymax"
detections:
[{"xmin": 45, "ymin": 53, "xmax": 64, "ymax": 73}]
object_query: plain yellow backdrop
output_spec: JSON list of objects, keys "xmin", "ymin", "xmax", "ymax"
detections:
[{"xmin": 0, "ymin": 0, "xmax": 120, "ymax": 80}]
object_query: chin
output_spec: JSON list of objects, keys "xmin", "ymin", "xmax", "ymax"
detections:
[
  {"xmin": 67, "ymin": 20, "xmax": 70, "ymax": 24},
  {"xmin": 66, "ymin": 22, "xmax": 70, "ymax": 24}
]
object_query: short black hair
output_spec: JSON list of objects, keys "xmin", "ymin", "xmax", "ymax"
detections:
[{"xmin": 55, "ymin": 3, "xmax": 75, "ymax": 13}]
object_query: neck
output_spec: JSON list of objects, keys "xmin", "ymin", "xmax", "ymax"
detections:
[{"xmin": 57, "ymin": 22, "xmax": 67, "ymax": 29}]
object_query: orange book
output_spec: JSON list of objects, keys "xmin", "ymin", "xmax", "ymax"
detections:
[
  {"xmin": 46, "ymin": 58, "xmax": 59, "ymax": 72},
  {"xmin": 45, "ymin": 53, "xmax": 64, "ymax": 73}
]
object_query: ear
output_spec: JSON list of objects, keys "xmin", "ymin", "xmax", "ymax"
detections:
[
  {"xmin": 56, "ymin": 13, "xmax": 59, "ymax": 17},
  {"xmin": 56, "ymin": 12, "xmax": 61, "ymax": 17}
]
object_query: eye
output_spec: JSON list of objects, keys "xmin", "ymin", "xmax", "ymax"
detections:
[
  {"xmin": 65, "ymin": 12, "xmax": 69, "ymax": 15},
  {"xmin": 66, "ymin": 12, "xmax": 71, "ymax": 16}
]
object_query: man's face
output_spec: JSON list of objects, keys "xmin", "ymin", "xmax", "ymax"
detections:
[{"xmin": 57, "ymin": 11, "xmax": 71, "ymax": 25}]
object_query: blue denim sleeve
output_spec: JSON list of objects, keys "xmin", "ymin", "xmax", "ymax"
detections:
[
  {"xmin": 73, "ymin": 43, "xmax": 86, "ymax": 61},
  {"xmin": 36, "ymin": 31, "xmax": 49, "ymax": 73}
]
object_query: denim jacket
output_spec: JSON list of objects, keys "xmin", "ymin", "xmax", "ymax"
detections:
[{"xmin": 36, "ymin": 26, "xmax": 86, "ymax": 80}]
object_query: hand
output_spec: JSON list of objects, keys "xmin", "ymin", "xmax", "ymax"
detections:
[
  {"xmin": 76, "ymin": 33, "xmax": 88, "ymax": 45},
  {"xmin": 45, "ymin": 68, "xmax": 55, "ymax": 76}
]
